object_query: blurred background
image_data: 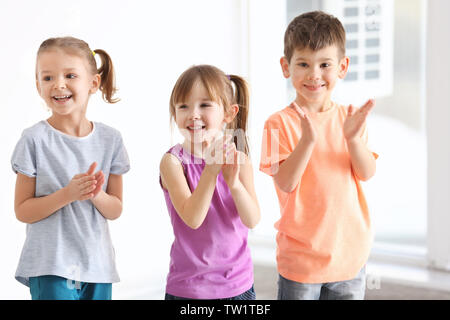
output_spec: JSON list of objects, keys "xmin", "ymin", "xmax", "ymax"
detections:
[{"xmin": 0, "ymin": 0, "xmax": 449, "ymax": 299}]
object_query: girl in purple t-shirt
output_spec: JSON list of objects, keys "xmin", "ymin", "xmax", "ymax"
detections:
[{"xmin": 159, "ymin": 65, "xmax": 261, "ymax": 299}]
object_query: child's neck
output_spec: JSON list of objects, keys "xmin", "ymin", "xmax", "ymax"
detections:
[
  {"xmin": 295, "ymin": 96, "xmax": 333, "ymax": 113},
  {"xmin": 47, "ymin": 113, "xmax": 93, "ymax": 137}
]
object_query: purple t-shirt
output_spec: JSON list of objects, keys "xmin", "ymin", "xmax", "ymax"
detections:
[{"xmin": 160, "ymin": 144, "xmax": 254, "ymax": 299}]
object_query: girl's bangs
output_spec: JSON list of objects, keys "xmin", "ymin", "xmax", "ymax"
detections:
[{"xmin": 172, "ymin": 67, "xmax": 225, "ymax": 107}]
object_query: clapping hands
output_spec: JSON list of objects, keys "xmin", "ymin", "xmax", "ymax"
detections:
[
  {"xmin": 343, "ymin": 99, "xmax": 375, "ymax": 143},
  {"xmin": 222, "ymin": 143, "xmax": 245, "ymax": 190},
  {"xmin": 292, "ymin": 101, "xmax": 317, "ymax": 144},
  {"xmin": 65, "ymin": 162, "xmax": 105, "ymax": 202},
  {"xmin": 292, "ymin": 99, "xmax": 374, "ymax": 144},
  {"xmin": 203, "ymin": 133, "xmax": 243, "ymax": 189}
]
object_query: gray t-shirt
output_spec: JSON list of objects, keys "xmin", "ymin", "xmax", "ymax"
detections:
[{"xmin": 11, "ymin": 120, "xmax": 130, "ymax": 286}]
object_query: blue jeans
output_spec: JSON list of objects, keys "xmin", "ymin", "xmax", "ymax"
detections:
[
  {"xmin": 277, "ymin": 267, "xmax": 366, "ymax": 300},
  {"xmin": 29, "ymin": 275, "xmax": 112, "ymax": 300},
  {"xmin": 165, "ymin": 285, "xmax": 256, "ymax": 300}
]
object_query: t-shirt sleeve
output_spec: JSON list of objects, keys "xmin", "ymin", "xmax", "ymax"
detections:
[
  {"xmin": 110, "ymin": 132, "xmax": 130, "ymax": 175},
  {"xmin": 259, "ymin": 115, "xmax": 293, "ymax": 177},
  {"xmin": 11, "ymin": 130, "xmax": 37, "ymax": 177}
]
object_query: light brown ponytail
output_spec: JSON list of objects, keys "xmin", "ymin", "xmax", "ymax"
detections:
[
  {"xmin": 93, "ymin": 49, "xmax": 119, "ymax": 103},
  {"xmin": 228, "ymin": 75, "xmax": 250, "ymax": 155}
]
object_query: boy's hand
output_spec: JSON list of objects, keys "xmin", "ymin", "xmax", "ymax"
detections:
[
  {"xmin": 343, "ymin": 99, "xmax": 375, "ymax": 143},
  {"xmin": 292, "ymin": 102, "xmax": 317, "ymax": 143}
]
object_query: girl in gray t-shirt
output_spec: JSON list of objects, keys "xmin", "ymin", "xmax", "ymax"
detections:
[{"xmin": 11, "ymin": 37, "xmax": 130, "ymax": 300}]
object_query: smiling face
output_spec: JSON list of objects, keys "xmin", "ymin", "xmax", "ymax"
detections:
[
  {"xmin": 174, "ymin": 80, "xmax": 229, "ymax": 145},
  {"xmin": 36, "ymin": 49, "xmax": 100, "ymax": 117},
  {"xmin": 281, "ymin": 45, "xmax": 349, "ymax": 108}
]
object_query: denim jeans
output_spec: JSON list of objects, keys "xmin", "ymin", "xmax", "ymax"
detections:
[
  {"xmin": 277, "ymin": 267, "xmax": 366, "ymax": 300},
  {"xmin": 165, "ymin": 285, "xmax": 256, "ymax": 300}
]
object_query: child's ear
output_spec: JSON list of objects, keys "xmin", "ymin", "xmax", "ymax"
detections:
[
  {"xmin": 89, "ymin": 74, "xmax": 101, "ymax": 94},
  {"xmin": 338, "ymin": 56, "xmax": 350, "ymax": 79},
  {"xmin": 224, "ymin": 104, "xmax": 239, "ymax": 124},
  {"xmin": 280, "ymin": 56, "xmax": 291, "ymax": 79}
]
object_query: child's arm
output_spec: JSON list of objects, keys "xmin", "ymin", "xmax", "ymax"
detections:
[
  {"xmin": 222, "ymin": 148, "xmax": 260, "ymax": 229},
  {"xmin": 90, "ymin": 173, "xmax": 124, "ymax": 220},
  {"xmin": 81, "ymin": 162, "xmax": 123, "ymax": 220},
  {"xmin": 14, "ymin": 173, "xmax": 97, "ymax": 224},
  {"xmin": 160, "ymin": 153, "xmax": 220, "ymax": 229},
  {"xmin": 346, "ymin": 139, "xmax": 376, "ymax": 181},
  {"xmin": 344, "ymin": 100, "xmax": 376, "ymax": 181},
  {"xmin": 273, "ymin": 104, "xmax": 317, "ymax": 193}
]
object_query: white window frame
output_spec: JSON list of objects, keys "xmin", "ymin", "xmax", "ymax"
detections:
[{"xmin": 426, "ymin": 0, "xmax": 450, "ymax": 272}]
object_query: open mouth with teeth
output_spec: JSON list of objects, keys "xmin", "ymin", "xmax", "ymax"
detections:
[
  {"xmin": 53, "ymin": 95, "xmax": 73, "ymax": 102},
  {"xmin": 304, "ymin": 84, "xmax": 326, "ymax": 91},
  {"xmin": 187, "ymin": 125, "xmax": 206, "ymax": 131}
]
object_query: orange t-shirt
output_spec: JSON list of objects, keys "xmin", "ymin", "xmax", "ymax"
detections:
[{"xmin": 260, "ymin": 102, "xmax": 378, "ymax": 283}]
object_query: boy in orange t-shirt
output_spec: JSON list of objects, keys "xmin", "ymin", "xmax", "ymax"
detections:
[{"xmin": 260, "ymin": 11, "xmax": 378, "ymax": 300}]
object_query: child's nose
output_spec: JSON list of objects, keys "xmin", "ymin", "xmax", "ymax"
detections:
[
  {"xmin": 307, "ymin": 67, "xmax": 321, "ymax": 80},
  {"xmin": 189, "ymin": 107, "xmax": 201, "ymax": 119},
  {"xmin": 54, "ymin": 77, "xmax": 67, "ymax": 89}
]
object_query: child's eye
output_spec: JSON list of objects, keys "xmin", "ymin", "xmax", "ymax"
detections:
[
  {"xmin": 177, "ymin": 104, "xmax": 187, "ymax": 109},
  {"xmin": 43, "ymin": 76, "xmax": 52, "ymax": 81},
  {"xmin": 321, "ymin": 63, "xmax": 330, "ymax": 68},
  {"xmin": 66, "ymin": 73, "xmax": 76, "ymax": 79},
  {"xmin": 200, "ymin": 103, "xmax": 211, "ymax": 108},
  {"xmin": 298, "ymin": 62, "xmax": 308, "ymax": 68}
]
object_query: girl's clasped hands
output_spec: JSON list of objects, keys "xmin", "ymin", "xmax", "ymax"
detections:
[
  {"xmin": 65, "ymin": 162, "xmax": 105, "ymax": 201},
  {"xmin": 203, "ymin": 133, "xmax": 244, "ymax": 190}
]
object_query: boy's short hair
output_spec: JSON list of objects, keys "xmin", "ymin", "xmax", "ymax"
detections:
[{"xmin": 284, "ymin": 11, "xmax": 346, "ymax": 63}]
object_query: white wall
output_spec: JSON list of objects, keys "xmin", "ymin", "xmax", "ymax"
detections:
[
  {"xmin": 246, "ymin": 0, "xmax": 287, "ymax": 241},
  {"xmin": 0, "ymin": 0, "xmax": 247, "ymax": 299}
]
